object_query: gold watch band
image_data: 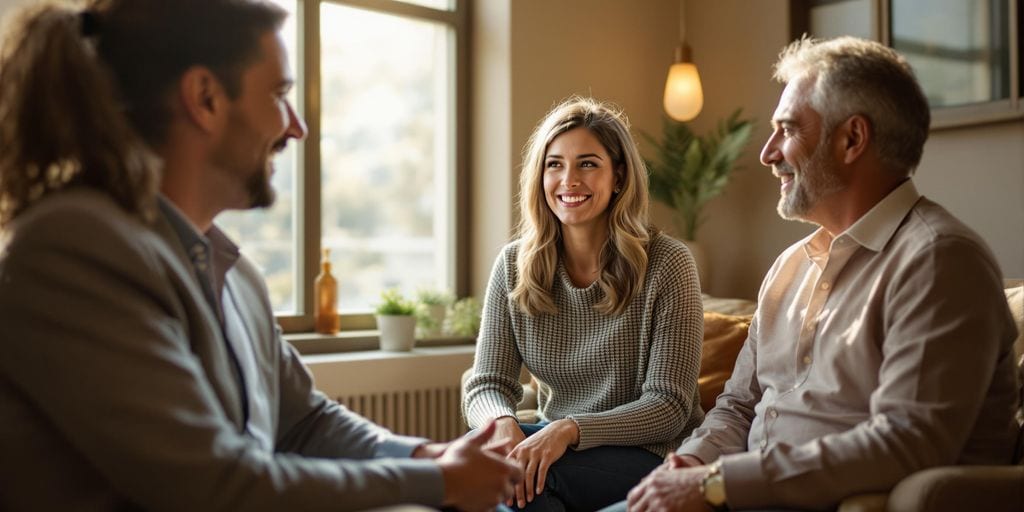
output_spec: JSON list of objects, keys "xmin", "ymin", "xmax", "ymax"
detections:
[{"xmin": 700, "ymin": 461, "xmax": 729, "ymax": 511}]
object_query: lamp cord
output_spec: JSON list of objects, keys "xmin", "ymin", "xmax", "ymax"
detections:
[{"xmin": 679, "ymin": 0, "xmax": 686, "ymax": 43}]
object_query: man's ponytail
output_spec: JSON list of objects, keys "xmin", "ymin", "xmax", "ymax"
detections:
[{"xmin": 0, "ymin": 3, "xmax": 159, "ymax": 228}]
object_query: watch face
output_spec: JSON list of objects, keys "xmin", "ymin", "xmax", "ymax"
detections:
[
  {"xmin": 702, "ymin": 464, "xmax": 727, "ymax": 507},
  {"xmin": 704, "ymin": 473, "xmax": 727, "ymax": 506}
]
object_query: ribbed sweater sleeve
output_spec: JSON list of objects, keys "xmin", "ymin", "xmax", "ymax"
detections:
[{"xmin": 463, "ymin": 244, "xmax": 525, "ymax": 425}]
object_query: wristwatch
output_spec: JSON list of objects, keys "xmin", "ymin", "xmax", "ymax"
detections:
[{"xmin": 700, "ymin": 461, "xmax": 729, "ymax": 511}]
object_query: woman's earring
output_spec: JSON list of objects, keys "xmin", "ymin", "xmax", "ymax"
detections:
[{"xmin": 613, "ymin": 187, "xmax": 621, "ymax": 194}]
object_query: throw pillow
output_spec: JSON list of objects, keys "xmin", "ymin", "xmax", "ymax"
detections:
[{"xmin": 699, "ymin": 311, "xmax": 753, "ymax": 413}]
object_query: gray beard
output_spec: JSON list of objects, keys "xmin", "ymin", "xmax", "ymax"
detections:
[{"xmin": 777, "ymin": 143, "xmax": 844, "ymax": 221}]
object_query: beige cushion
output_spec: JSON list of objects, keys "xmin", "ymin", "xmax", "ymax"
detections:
[
  {"xmin": 698, "ymin": 312, "xmax": 753, "ymax": 413},
  {"xmin": 702, "ymin": 293, "xmax": 757, "ymax": 316}
]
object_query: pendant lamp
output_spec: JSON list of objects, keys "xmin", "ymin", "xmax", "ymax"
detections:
[{"xmin": 663, "ymin": 0, "xmax": 704, "ymax": 121}]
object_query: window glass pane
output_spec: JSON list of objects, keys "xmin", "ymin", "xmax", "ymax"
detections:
[
  {"xmin": 809, "ymin": 0, "xmax": 873, "ymax": 39},
  {"xmin": 891, "ymin": 0, "xmax": 1011, "ymax": 107},
  {"xmin": 218, "ymin": 0, "xmax": 300, "ymax": 314},
  {"xmin": 320, "ymin": 4, "xmax": 453, "ymax": 312}
]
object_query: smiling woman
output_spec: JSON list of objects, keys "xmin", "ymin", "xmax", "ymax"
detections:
[
  {"xmin": 463, "ymin": 97, "xmax": 706, "ymax": 512},
  {"xmin": 542, "ymin": 127, "xmax": 619, "ymax": 269}
]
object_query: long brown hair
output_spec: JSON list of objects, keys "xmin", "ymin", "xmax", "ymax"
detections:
[
  {"xmin": 511, "ymin": 97, "xmax": 652, "ymax": 317},
  {"xmin": 0, "ymin": 0, "xmax": 286, "ymax": 228},
  {"xmin": 0, "ymin": 2, "xmax": 157, "ymax": 227}
]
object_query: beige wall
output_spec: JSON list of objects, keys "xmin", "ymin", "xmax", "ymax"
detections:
[{"xmin": 473, "ymin": 0, "xmax": 1023, "ymax": 300}]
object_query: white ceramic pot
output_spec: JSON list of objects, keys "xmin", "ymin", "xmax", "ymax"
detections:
[{"xmin": 377, "ymin": 314, "xmax": 417, "ymax": 351}]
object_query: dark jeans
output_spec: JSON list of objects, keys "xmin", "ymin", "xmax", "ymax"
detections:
[{"xmin": 511, "ymin": 422, "xmax": 661, "ymax": 512}]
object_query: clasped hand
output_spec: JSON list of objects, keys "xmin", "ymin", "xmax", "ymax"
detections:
[
  {"xmin": 489, "ymin": 417, "xmax": 579, "ymax": 509},
  {"xmin": 419, "ymin": 419, "xmax": 523, "ymax": 512},
  {"xmin": 626, "ymin": 454, "xmax": 710, "ymax": 512}
]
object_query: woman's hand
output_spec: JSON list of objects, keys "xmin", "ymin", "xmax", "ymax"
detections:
[
  {"xmin": 505, "ymin": 418, "xmax": 579, "ymax": 508},
  {"xmin": 488, "ymin": 416, "xmax": 528, "ymax": 454}
]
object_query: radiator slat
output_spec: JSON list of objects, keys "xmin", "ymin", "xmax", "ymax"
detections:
[
  {"xmin": 336, "ymin": 386, "xmax": 465, "ymax": 441},
  {"xmin": 306, "ymin": 346, "xmax": 475, "ymax": 442}
]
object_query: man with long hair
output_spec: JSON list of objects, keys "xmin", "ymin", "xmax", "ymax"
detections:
[{"xmin": 0, "ymin": 1, "xmax": 518, "ymax": 510}]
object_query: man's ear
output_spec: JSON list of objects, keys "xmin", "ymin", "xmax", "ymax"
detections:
[
  {"xmin": 178, "ymin": 66, "xmax": 226, "ymax": 134},
  {"xmin": 836, "ymin": 114, "xmax": 871, "ymax": 165}
]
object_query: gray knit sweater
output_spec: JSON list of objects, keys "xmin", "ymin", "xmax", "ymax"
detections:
[{"xmin": 463, "ymin": 233, "xmax": 705, "ymax": 457}]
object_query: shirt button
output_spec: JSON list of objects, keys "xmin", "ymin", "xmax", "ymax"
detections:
[
  {"xmin": 803, "ymin": 355, "xmax": 812, "ymax": 365},
  {"xmin": 820, "ymin": 282, "xmax": 831, "ymax": 290},
  {"xmin": 769, "ymin": 409, "xmax": 779, "ymax": 418},
  {"xmin": 759, "ymin": 438, "xmax": 768, "ymax": 448}
]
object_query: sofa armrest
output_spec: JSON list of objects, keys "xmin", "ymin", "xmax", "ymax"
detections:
[
  {"xmin": 837, "ymin": 493, "xmax": 887, "ymax": 512},
  {"xmin": 887, "ymin": 466, "xmax": 1024, "ymax": 512}
]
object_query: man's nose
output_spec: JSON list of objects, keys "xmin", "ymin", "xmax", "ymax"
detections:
[
  {"xmin": 760, "ymin": 131, "xmax": 781, "ymax": 167},
  {"xmin": 285, "ymin": 101, "xmax": 307, "ymax": 140}
]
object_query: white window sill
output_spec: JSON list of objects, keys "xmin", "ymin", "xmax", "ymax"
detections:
[{"xmin": 286, "ymin": 330, "xmax": 475, "ymax": 356}]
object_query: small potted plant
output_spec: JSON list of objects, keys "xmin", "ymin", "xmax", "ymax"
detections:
[
  {"xmin": 415, "ymin": 288, "xmax": 453, "ymax": 338},
  {"xmin": 375, "ymin": 288, "xmax": 417, "ymax": 351},
  {"xmin": 443, "ymin": 297, "xmax": 482, "ymax": 338}
]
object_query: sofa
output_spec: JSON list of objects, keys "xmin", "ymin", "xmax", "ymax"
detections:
[{"xmin": 466, "ymin": 281, "xmax": 1024, "ymax": 512}]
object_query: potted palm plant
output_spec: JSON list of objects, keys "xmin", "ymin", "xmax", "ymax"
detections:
[
  {"xmin": 375, "ymin": 288, "xmax": 417, "ymax": 351},
  {"xmin": 643, "ymin": 109, "xmax": 753, "ymax": 283}
]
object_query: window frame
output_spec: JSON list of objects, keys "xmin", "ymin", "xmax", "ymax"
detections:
[
  {"xmin": 790, "ymin": 0, "xmax": 1023, "ymax": 130},
  {"xmin": 277, "ymin": 0, "xmax": 470, "ymax": 334}
]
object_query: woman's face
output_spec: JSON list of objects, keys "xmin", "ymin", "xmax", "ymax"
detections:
[{"xmin": 542, "ymin": 127, "xmax": 619, "ymax": 232}]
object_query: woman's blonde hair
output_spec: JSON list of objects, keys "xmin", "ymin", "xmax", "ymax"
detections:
[{"xmin": 511, "ymin": 96, "xmax": 652, "ymax": 316}]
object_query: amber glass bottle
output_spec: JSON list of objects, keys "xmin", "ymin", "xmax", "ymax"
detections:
[{"xmin": 314, "ymin": 248, "xmax": 340, "ymax": 334}]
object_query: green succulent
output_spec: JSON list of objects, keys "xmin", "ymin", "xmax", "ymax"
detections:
[{"xmin": 374, "ymin": 288, "xmax": 416, "ymax": 316}]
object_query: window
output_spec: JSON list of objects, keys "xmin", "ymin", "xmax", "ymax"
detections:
[
  {"xmin": 219, "ymin": 0, "xmax": 468, "ymax": 333},
  {"xmin": 790, "ymin": 0, "xmax": 1022, "ymax": 128}
]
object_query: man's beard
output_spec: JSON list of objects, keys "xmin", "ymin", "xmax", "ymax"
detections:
[
  {"xmin": 777, "ymin": 138, "xmax": 844, "ymax": 221},
  {"xmin": 246, "ymin": 136, "xmax": 290, "ymax": 209},
  {"xmin": 246, "ymin": 161, "xmax": 276, "ymax": 209}
]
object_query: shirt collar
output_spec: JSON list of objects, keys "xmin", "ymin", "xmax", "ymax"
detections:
[
  {"xmin": 800, "ymin": 179, "xmax": 920, "ymax": 267},
  {"xmin": 158, "ymin": 196, "xmax": 208, "ymax": 260},
  {"xmin": 157, "ymin": 197, "xmax": 240, "ymax": 294},
  {"xmin": 843, "ymin": 179, "xmax": 921, "ymax": 252}
]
